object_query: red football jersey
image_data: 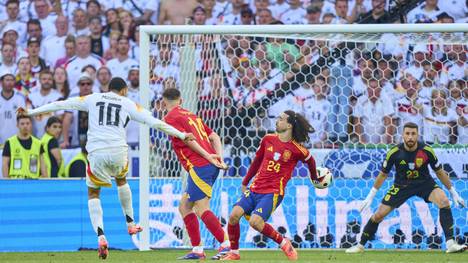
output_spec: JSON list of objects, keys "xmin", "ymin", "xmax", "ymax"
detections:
[
  {"xmin": 164, "ymin": 106, "xmax": 216, "ymax": 170},
  {"xmin": 244, "ymin": 134, "xmax": 316, "ymax": 195}
]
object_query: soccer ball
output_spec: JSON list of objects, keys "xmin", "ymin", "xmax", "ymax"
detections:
[{"xmin": 312, "ymin": 167, "xmax": 333, "ymax": 189}]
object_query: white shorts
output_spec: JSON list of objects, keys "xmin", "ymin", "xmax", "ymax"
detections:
[{"xmin": 86, "ymin": 147, "xmax": 129, "ymax": 188}]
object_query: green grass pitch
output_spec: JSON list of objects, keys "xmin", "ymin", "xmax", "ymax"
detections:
[{"xmin": 0, "ymin": 249, "xmax": 466, "ymax": 263}]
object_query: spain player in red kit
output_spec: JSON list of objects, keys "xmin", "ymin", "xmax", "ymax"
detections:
[
  {"xmin": 221, "ymin": 111, "xmax": 324, "ymax": 261},
  {"xmin": 162, "ymin": 88, "xmax": 230, "ymax": 260}
]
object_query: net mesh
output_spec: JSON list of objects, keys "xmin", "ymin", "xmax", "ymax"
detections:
[{"xmin": 144, "ymin": 31, "xmax": 468, "ymax": 249}]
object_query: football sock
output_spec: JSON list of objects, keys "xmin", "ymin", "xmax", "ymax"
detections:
[
  {"xmin": 228, "ymin": 222, "xmax": 240, "ymax": 250},
  {"xmin": 201, "ymin": 210, "xmax": 226, "ymax": 243},
  {"xmin": 117, "ymin": 183, "xmax": 134, "ymax": 226},
  {"xmin": 360, "ymin": 218, "xmax": 379, "ymax": 246},
  {"xmin": 88, "ymin": 198, "xmax": 104, "ymax": 237},
  {"xmin": 183, "ymin": 213, "xmax": 201, "ymax": 247},
  {"xmin": 261, "ymin": 223, "xmax": 284, "ymax": 245},
  {"xmin": 440, "ymin": 206, "xmax": 454, "ymax": 241}
]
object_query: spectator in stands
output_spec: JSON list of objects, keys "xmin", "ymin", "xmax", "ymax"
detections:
[
  {"xmin": 34, "ymin": 0, "xmax": 56, "ymax": 37},
  {"xmin": 0, "ymin": 72, "xmax": 26, "ymax": 146},
  {"xmin": 437, "ymin": 0, "xmax": 467, "ymax": 22},
  {"xmin": 2, "ymin": 27, "xmax": 26, "ymax": 59},
  {"xmin": 353, "ymin": 77, "xmax": 395, "ymax": 144},
  {"xmin": 159, "ymin": 0, "xmax": 199, "ymax": 25},
  {"xmin": 121, "ymin": 0, "xmax": 151, "ymax": 21},
  {"xmin": 256, "ymin": 57, "xmax": 283, "ymax": 91},
  {"xmin": 129, "ymin": 23, "xmax": 141, "ymax": 60},
  {"xmin": 86, "ymin": 0, "xmax": 103, "ymax": 19},
  {"xmin": 448, "ymin": 80, "xmax": 465, "ymax": 110},
  {"xmin": 103, "ymin": 31, "xmax": 120, "ymax": 60},
  {"xmin": 119, "ymin": 10, "xmax": 134, "ymax": 37},
  {"xmin": 26, "ymin": 19, "xmax": 43, "ymax": 45},
  {"xmin": 55, "ymin": 35, "xmax": 76, "ymax": 68},
  {"xmin": 61, "ymin": 73, "xmax": 94, "ymax": 149},
  {"xmin": 257, "ymin": 8, "xmax": 274, "ymax": 25},
  {"xmin": 305, "ymin": 6, "xmax": 321, "ymax": 24},
  {"xmin": 456, "ymin": 87, "xmax": 468, "ymax": 144},
  {"xmin": 394, "ymin": 76, "xmax": 426, "ymax": 139},
  {"xmin": 96, "ymin": 66, "xmax": 112, "ymax": 93},
  {"xmin": 42, "ymin": 15, "xmax": 68, "ymax": 67},
  {"xmin": 41, "ymin": 116, "xmax": 64, "ymax": 178},
  {"xmin": 436, "ymin": 12, "xmax": 455, "ymax": 23},
  {"xmin": 419, "ymin": 61, "xmax": 444, "ymax": 99},
  {"xmin": 405, "ymin": 43, "xmax": 431, "ymax": 81},
  {"xmin": 53, "ymin": 66, "xmax": 70, "ymax": 99},
  {"xmin": 422, "ymin": 89, "xmax": 457, "ymax": 144},
  {"xmin": 444, "ymin": 44, "xmax": 467, "ymax": 81},
  {"xmin": 107, "ymin": 36, "xmax": 138, "ymax": 79},
  {"xmin": 126, "ymin": 65, "xmax": 140, "ymax": 148},
  {"xmin": 64, "ymin": 35, "xmax": 105, "ymax": 90},
  {"xmin": 303, "ymin": 75, "xmax": 331, "ymax": 148},
  {"xmin": 64, "ymin": 143, "xmax": 87, "ymax": 177},
  {"xmin": 213, "ymin": 0, "xmax": 233, "ymax": 19},
  {"xmin": 332, "ymin": 0, "xmax": 351, "ymax": 24},
  {"xmin": 407, "ymin": 0, "xmax": 442, "ymax": 23},
  {"xmin": 271, "ymin": 0, "xmax": 290, "ymax": 21},
  {"xmin": 265, "ymin": 35, "xmax": 300, "ymax": 73},
  {"xmin": 15, "ymin": 57, "xmax": 38, "ymax": 96},
  {"xmin": 27, "ymin": 37, "xmax": 49, "ymax": 77},
  {"xmin": 89, "ymin": 16, "xmax": 109, "ymax": 58},
  {"xmin": 2, "ymin": 115, "xmax": 46, "ymax": 178},
  {"xmin": 240, "ymin": 7, "xmax": 255, "ymax": 25},
  {"xmin": 192, "ymin": 6, "xmax": 208, "ymax": 25},
  {"xmin": 151, "ymin": 43, "xmax": 180, "ymax": 96},
  {"xmin": 71, "ymin": 8, "xmax": 90, "ymax": 36},
  {"xmin": 202, "ymin": 0, "xmax": 218, "ymax": 25},
  {"xmin": 358, "ymin": 0, "xmax": 391, "ymax": 24},
  {"xmin": 1, "ymin": 0, "xmax": 26, "ymax": 39},
  {"xmin": 280, "ymin": 0, "xmax": 306, "ymax": 24},
  {"xmin": 27, "ymin": 70, "xmax": 62, "ymax": 138},
  {"xmin": 0, "ymin": 43, "xmax": 18, "ymax": 74},
  {"xmin": 220, "ymin": 0, "xmax": 244, "ymax": 25},
  {"xmin": 103, "ymin": 8, "xmax": 122, "ymax": 37}
]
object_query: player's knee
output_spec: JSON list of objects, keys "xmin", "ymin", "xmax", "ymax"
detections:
[
  {"xmin": 372, "ymin": 212, "xmax": 385, "ymax": 223},
  {"xmin": 438, "ymin": 197, "xmax": 450, "ymax": 209},
  {"xmin": 228, "ymin": 209, "xmax": 242, "ymax": 225},
  {"xmin": 248, "ymin": 216, "xmax": 263, "ymax": 231}
]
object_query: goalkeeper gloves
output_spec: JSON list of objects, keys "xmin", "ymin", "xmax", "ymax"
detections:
[
  {"xmin": 359, "ymin": 187, "xmax": 378, "ymax": 212},
  {"xmin": 449, "ymin": 187, "xmax": 465, "ymax": 208}
]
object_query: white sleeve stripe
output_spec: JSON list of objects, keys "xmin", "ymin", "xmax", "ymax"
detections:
[{"xmin": 304, "ymin": 153, "xmax": 312, "ymax": 161}]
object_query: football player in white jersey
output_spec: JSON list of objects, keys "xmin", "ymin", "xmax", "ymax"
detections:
[{"xmin": 17, "ymin": 77, "xmax": 195, "ymax": 259}]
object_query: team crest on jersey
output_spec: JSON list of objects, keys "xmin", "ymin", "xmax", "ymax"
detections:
[
  {"xmin": 408, "ymin": 162, "xmax": 415, "ymax": 170},
  {"xmin": 283, "ymin": 150, "xmax": 292, "ymax": 162},
  {"xmin": 416, "ymin": 158, "xmax": 423, "ymax": 168},
  {"xmin": 267, "ymin": 146, "xmax": 273, "ymax": 152},
  {"xmin": 273, "ymin": 152, "xmax": 281, "ymax": 161}
]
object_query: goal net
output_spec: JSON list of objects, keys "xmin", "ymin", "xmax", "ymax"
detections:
[{"xmin": 138, "ymin": 25, "xmax": 468, "ymax": 251}]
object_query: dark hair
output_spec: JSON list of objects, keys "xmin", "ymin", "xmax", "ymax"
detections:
[
  {"xmin": 81, "ymin": 64, "xmax": 96, "ymax": 73},
  {"xmin": 108, "ymin": 77, "xmax": 127, "ymax": 91},
  {"xmin": 86, "ymin": 0, "xmax": 101, "ymax": 9},
  {"xmin": 117, "ymin": 35, "xmax": 129, "ymax": 43},
  {"xmin": 162, "ymin": 88, "xmax": 181, "ymax": 100},
  {"xmin": 284, "ymin": 110, "xmax": 314, "ymax": 143},
  {"xmin": 88, "ymin": 16, "xmax": 102, "ymax": 24},
  {"xmin": 17, "ymin": 115, "xmax": 32, "ymax": 122},
  {"xmin": 6, "ymin": 0, "xmax": 19, "ymax": 7},
  {"xmin": 46, "ymin": 116, "xmax": 61, "ymax": 128},
  {"xmin": 27, "ymin": 19, "xmax": 42, "ymax": 29},
  {"xmin": 403, "ymin": 122, "xmax": 418, "ymax": 131}
]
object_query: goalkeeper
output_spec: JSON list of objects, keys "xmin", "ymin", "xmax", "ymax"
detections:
[{"xmin": 346, "ymin": 122, "xmax": 466, "ymax": 253}]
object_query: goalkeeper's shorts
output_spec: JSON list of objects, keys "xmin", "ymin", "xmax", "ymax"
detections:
[
  {"xmin": 185, "ymin": 164, "xmax": 220, "ymax": 202},
  {"xmin": 381, "ymin": 179, "xmax": 439, "ymax": 208},
  {"xmin": 86, "ymin": 147, "xmax": 129, "ymax": 188}
]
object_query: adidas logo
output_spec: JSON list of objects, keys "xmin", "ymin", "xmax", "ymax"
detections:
[{"xmin": 400, "ymin": 160, "xmax": 406, "ymax": 165}]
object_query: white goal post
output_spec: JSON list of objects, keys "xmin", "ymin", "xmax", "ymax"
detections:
[{"xmin": 138, "ymin": 24, "xmax": 468, "ymax": 251}]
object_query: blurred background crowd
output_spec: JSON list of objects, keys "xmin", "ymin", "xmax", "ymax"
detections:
[{"xmin": 0, "ymin": 0, "xmax": 467, "ymax": 178}]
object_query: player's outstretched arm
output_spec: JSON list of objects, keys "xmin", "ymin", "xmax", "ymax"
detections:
[
  {"xmin": 19, "ymin": 97, "xmax": 89, "ymax": 116},
  {"xmin": 359, "ymin": 171, "xmax": 388, "ymax": 212},
  {"xmin": 435, "ymin": 169, "xmax": 465, "ymax": 208},
  {"xmin": 242, "ymin": 139, "xmax": 266, "ymax": 188},
  {"xmin": 128, "ymin": 104, "xmax": 188, "ymax": 140}
]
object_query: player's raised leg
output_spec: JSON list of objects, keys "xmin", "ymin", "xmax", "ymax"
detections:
[
  {"xmin": 87, "ymin": 187, "xmax": 108, "ymax": 259},
  {"xmin": 177, "ymin": 193, "xmax": 205, "ymax": 260},
  {"xmin": 115, "ymin": 176, "xmax": 142, "ymax": 235},
  {"xmin": 346, "ymin": 204, "xmax": 393, "ymax": 253},
  {"xmin": 428, "ymin": 188, "xmax": 467, "ymax": 253}
]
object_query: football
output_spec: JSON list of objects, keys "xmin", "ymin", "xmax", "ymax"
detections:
[{"xmin": 312, "ymin": 167, "xmax": 333, "ymax": 189}]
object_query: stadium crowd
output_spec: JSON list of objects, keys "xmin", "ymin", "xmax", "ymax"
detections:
[{"xmin": 0, "ymin": 0, "xmax": 467, "ymax": 178}]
